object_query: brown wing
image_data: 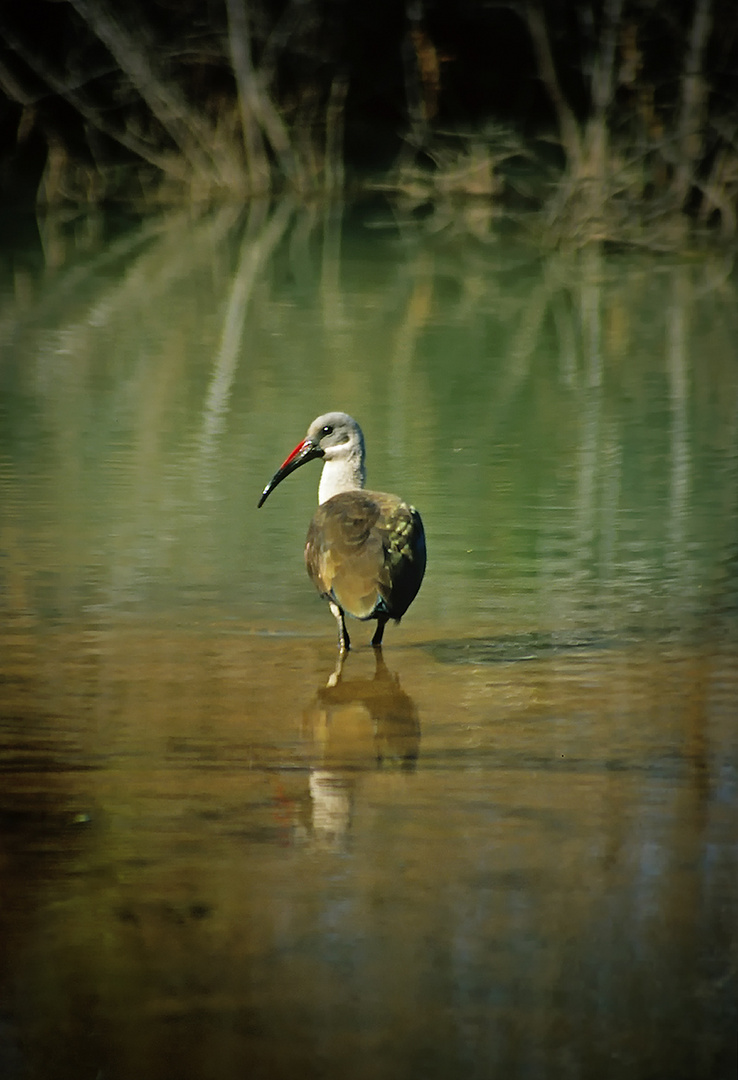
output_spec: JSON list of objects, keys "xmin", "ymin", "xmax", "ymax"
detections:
[
  {"xmin": 305, "ymin": 490, "xmax": 426, "ymax": 621},
  {"xmin": 373, "ymin": 493, "xmax": 426, "ymax": 619}
]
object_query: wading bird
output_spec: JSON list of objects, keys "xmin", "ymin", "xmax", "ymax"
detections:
[{"xmin": 258, "ymin": 412, "xmax": 426, "ymax": 654}]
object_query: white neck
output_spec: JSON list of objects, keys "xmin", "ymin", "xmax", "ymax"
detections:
[{"xmin": 318, "ymin": 449, "xmax": 365, "ymax": 504}]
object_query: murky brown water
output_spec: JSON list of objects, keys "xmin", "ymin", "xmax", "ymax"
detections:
[{"xmin": 1, "ymin": 203, "xmax": 737, "ymax": 1078}]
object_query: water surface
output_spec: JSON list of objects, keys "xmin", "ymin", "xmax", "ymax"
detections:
[{"xmin": 1, "ymin": 202, "xmax": 736, "ymax": 1079}]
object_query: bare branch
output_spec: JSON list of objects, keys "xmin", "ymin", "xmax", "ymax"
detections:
[
  {"xmin": 225, "ymin": 0, "xmax": 302, "ymax": 189},
  {"xmin": 0, "ymin": 56, "xmax": 35, "ymax": 106},
  {"xmin": 590, "ymin": 0, "xmax": 624, "ymax": 120},
  {"xmin": 225, "ymin": 0, "xmax": 271, "ymax": 191},
  {"xmin": 324, "ymin": 72, "xmax": 348, "ymax": 194},
  {"xmin": 672, "ymin": 0, "xmax": 713, "ymax": 207},
  {"xmin": 524, "ymin": 2, "xmax": 583, "ymax": 173},
  {"xmin": 2, "ymin": 28, "xmax": 185, "ymax": 178},
  {"xmin": 584, "ymin": 0, "xmax": 624, "ymax": 193},
  {"xmin": 68, "ymin": 0, "xmax": 227, "ymax": 183}
]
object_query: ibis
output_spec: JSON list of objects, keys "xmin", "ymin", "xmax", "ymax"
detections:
[{"xmin": 258, "ymin": 412, "xmax": 426, "ymax": 653}]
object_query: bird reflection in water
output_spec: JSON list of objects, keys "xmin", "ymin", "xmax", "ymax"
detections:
[{"xmin": 301, "ymin": 651, "xmax": 420, "ymax": 847}]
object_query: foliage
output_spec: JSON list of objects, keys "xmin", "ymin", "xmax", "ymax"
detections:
[{"xmin": 0, "ymin": 0, "xmax": 737, "ymax": 244}]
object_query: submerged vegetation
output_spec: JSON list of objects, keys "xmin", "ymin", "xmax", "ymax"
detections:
[{"xmin": 1, "ymin": 0, "xmax": 738, "ymax": 245}]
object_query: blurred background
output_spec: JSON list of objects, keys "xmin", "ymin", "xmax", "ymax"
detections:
[{"xmin": 1, "ymin": 0, "xmax": 738, "ymax": 242}]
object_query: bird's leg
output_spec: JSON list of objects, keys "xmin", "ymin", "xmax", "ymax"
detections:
[
  {"xmin": 329, "ymin": 601, "xmax": 350, "ymax": 654},
  {"xmin": 372, "ymin": 648, "xmax": 389, "ymax": 680},
  {"xmin": 326, "ymin": 650, "xmax": 346, "ymax": 688},
  {"xmin": 371, "ymin": 615, "xmax": 388, "ymax": 649}
]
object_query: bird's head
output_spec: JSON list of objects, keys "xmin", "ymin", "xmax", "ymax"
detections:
[{"xmin": 258, "ymin": 412, "xmax": 364, "ymax": 507}]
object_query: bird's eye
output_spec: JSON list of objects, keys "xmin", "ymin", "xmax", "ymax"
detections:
[{"xmin": 321, "ymin": 425, "xmax": 333, "ymax": 437}]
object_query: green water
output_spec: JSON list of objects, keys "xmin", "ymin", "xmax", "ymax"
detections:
[{"xmin": 0, "ymin": 202, "xmax": 736, "ymax": 1079}]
